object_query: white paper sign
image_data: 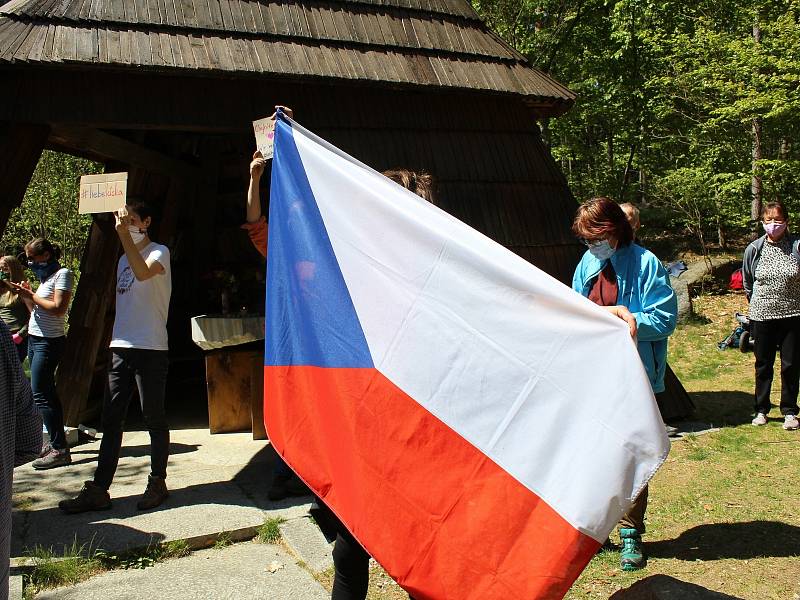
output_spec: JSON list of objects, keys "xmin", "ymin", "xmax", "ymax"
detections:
[
  {"xmin": 253, "ymin": 116, "xmax": 276, "ymax": 159},
  {"xmin": 79, "ymin": 172, "xmax": 128, "ymax": 214}
]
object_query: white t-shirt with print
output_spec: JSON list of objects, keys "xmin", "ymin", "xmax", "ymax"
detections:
[
  {"xmin": 28, "ymin": 268, "xmax": 73, "ymax": 338},
  {"xmin": 110, "ymin": 242, "xmax": 171, "ymax": 351}
]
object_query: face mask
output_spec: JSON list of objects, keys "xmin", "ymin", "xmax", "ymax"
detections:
[
  {"xmin": 588, "ymin": 239, "xmax": 616, "ymax": 261},
  {"xmin": 128, "ymin": 225, "xmax": 147, "ymax": 244},
  {"xmin": 763, "ymin": 222, "xmax": 787, "ymax": 238},
  {"xmin": 29, "ymin": 260, "xmax": 60, "ymax": 282}
]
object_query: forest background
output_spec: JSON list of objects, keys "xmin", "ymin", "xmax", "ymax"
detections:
[{"xmin": 2, "ymin": 0, "xmax": 798, "ymax": 272}]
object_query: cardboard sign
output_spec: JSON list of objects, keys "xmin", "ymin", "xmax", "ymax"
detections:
[
  {"xmin": 79, "ymin": 172, "xmax": 128, "ymax": 214},
  {"xmin": 253, "ymin": 116, "xmax": 276, "ymax": 159}
]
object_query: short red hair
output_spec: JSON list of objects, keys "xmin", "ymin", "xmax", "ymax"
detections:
[{"xmin": 572, "ymin": 197, "xmax": 634, "ymax": 247}]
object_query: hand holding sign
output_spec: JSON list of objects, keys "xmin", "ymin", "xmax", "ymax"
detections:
[
  {"xmin": 252, "ymin": 105, "xmax": 294, "ymax": 160},
  {"xmin": 79, "ymin": 172, "xmax": 128, "ymax": 214},
  {"xmin": 114, "ymin": 205, "xmax": 132, "ymax": 233},
  {"xmin": 250, "ymin": 151, "xmax": 266, "ymax": 180}
]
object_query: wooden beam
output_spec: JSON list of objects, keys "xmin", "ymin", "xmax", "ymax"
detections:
[
  {"xmin": 0, "ymin": 122, "xmax": 50, "ymax": 235},
  {"xmin": 48, "ymin": 126, "xmax": 208, "ymax": 182},
  {"xmin": 57, "ymin": 212, "xmax": 120, "ymax": 426}
]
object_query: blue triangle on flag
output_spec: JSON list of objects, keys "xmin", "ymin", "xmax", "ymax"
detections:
[{"xmin": 265, "ymin": 118, "xmax": 374, "ymax": 368}]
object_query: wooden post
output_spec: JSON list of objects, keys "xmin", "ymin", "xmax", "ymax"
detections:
[
  {"xmin": 57, "ymin": 213, "xmax": 120, "ymax": 425},
  {"xmin": 0, "ymin": 122, "xmax": 50, "ymax": 235}
]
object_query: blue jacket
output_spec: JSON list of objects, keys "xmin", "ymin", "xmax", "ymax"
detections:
[{"xmin": 572, "ymin": 243, "xmax": 678, "ymax": 393}]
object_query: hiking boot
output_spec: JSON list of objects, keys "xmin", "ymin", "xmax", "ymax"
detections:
[
  {"xmin": 59, "ymin": 481, "xmax": 112, "ymax": 514},
  {"xmin": 268, "ymin": 474, "xmax": 310, "ymax": 501},
  {"xmin": 783, "ymin": 414, "xmax": 800, "ymax": 430},
  {"xmin": 137, "ymin": 475, "xmax": 169, "ymax": 510},
  {"xmin": 32, "ymin": 448, "xmax": 71, "ymax": 470},
  {"xmin": 619, "ymin": 528, "xmax": 646, "ymax": 571},
  {"xmin": 752, "ymin": 412, "xmax": 768, "ymax": 426}
]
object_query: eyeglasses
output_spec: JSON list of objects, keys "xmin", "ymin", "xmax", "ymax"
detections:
[{"xmin": 580, "ymin": 238, "xmax": 605, "ymax": 247}]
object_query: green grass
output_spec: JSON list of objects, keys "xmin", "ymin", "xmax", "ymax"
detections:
[
  {"xmin": 256, "ymin": 517, "xmax": 286, "ymax": 544},
  {"xmin": 213, "ymin": 533, "xmax": 233, "ymax": 550},
  {"xmin": 565, "ymin": 291, "xmax": 800, "ymax": 599},
  {"xmin": 26, "ymin": 541, "xmax": 102, "ymax": 590},
  {"xmin": 23, "ymin": 538, "xmax": 194, "ymax": 597},
  {"xmin": 95, "ymin": 539, "xmax": 191, "ymax": 570}
]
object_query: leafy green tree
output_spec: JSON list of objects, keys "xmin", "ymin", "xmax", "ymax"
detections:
[
  {"xmin": 1, "ymin": 151, "xmax": 102, "ymax": 273},
  {"xmin": 473, "ymin": 0, "xmax": 800, "ymax": 250}
]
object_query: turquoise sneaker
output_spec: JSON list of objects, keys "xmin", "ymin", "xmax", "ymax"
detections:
[{"xmin": 619, "ymin": 528, "xmax": 646, "ymax": 571}]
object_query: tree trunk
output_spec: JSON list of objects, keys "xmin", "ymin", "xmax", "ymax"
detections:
[
  {"xmin": 779, "ymin": 137, "xmax": 790, "ymax": 160},
  {"xmin": 751, "ymin": 17, "xmax": 763, "ymax": 231},
  {"xmin": 619, "ymin": 144, "xmax": 636, "ymax": 200}
]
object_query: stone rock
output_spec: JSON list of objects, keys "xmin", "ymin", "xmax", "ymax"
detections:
[
  {"xmin": 279, "ymin": 517, "xmax": 333, "ymax": 573},
  {"xmin": 8, "ymin": 574, "xmax": 23, "ymax": 600}
]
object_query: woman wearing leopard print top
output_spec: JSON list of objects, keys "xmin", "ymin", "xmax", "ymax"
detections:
[{"xmin": 742, "ymin": 200, "xmax": 800, "ymax": 431}]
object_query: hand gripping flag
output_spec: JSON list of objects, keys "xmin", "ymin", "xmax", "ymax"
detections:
[{"xmin": 264, "ymin": 113, "xmax": 670, "ymax": 600}]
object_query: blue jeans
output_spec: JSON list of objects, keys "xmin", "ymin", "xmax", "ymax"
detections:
[{"xmin": 28, "ymin": 334, "xmax": 67, "ymax": 450}]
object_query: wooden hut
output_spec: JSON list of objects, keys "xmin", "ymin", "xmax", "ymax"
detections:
[{"xmin": 0, "ymin": 0, "xmax": 585, "ymax": 426}]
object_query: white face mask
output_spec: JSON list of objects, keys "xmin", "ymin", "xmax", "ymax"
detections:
[
  {"xmin": 128, "ymin": 225, "xmax": 147, "ymax": 244},
  {"xmin": 588, "ymin": 239, "xmax": 616, "ymax": 261}
]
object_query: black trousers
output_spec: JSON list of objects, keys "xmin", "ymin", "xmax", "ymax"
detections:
[
  {"xmin": 752, "ymin": 317, "xmax": 800, "ymax": 416},
  {"xmin": 313, "ymin": 500, "xmax": 370, "ymax": 600},
  {"xmin": 94, "ymin": 348, "xmax": 170, "ymax": 490},
  {"xmin": 314, "ymin": 499, "xmax": 417, "ymax": 600}
]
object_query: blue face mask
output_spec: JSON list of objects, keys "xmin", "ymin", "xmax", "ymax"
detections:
[
  {"xmin": 588, "ymin": 239, "xmax": 616, "ymax": 261},
  {"xmin": 29, "ymin": 260, "xmax": 60, "ymax": 282}
]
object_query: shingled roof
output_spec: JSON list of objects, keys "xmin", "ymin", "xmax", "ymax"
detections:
[{"xmin": 0, "ymin": 0, "xmax": 575, "ymax": 113}]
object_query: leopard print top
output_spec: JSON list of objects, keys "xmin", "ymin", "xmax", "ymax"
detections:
[{"xmin": 749, "ymin": 235, "xmax": 800, "ymax": 321}]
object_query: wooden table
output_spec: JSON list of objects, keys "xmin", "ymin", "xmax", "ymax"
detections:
[
  {"xmin": 191, "ymin": 315, "xmax": 267, "ymax": 439},
  {"xmin": 204, "ymin": 348, "xmax": 266, "ymax": 439}
]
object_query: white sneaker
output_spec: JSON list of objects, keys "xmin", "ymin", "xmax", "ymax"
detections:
[
  {"xmin": 783, "ymin": 414, "xmax": 799, "ymax": 430},
  {"xmin": 752, "ymin": 413, "xmax": 768, "ymax": 426}
]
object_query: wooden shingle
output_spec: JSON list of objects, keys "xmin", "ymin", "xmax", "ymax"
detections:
[{"xmin": 0, "ymin": 0, "xmax": 575, "ymax": 113}]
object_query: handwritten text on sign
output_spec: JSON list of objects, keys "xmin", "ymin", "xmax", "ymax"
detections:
[
  {"xmin": 253, "ymin": 116, "xmax": 276, "ymax": 159},
  {"xmin": 79, "ymin": 172, "xmax": 128, "ymax": 214}
]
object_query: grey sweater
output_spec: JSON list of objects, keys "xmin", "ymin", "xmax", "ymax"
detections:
[{"xmin": 742, "ymin": 233, "xmax": 800, "ymax": 301}]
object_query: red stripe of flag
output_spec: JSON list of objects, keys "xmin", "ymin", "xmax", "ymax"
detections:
[{"xmin": 265, "ymin": 366, "xmax": 599, "ymax": 600}]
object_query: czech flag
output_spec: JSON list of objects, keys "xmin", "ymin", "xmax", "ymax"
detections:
[{"xmin": 264, "ymin": 113, "xmax": 669, "ymax": 600}]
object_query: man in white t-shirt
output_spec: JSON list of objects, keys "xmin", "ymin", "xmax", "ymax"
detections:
[{"xmin": 60, "ymin": 202, "xmax": 172, "ymax": 513}]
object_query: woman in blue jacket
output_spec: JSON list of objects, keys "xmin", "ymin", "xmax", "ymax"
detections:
[{"xmin": 571, "ymin": 197, "xmax": 677, "ymax": 571}]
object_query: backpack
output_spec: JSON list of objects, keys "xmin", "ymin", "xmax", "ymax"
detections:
[{"xmin": 729, "ymin": 268, "xmax": 743, "ymax": 290}]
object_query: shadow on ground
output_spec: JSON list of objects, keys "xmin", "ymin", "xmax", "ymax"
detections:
[
  {"xmin": 688, "ymin": 391, "xmax": 753, "ymax": 427},
  {"xmin": 610, "ymin": 574, "xmax": 744, "ymax": 599},
  {"xmin": 12, "ymin": 444, "xmax": 312, "ymax": 556},
  {"xmin": 67, "ymin": 443, "xmax": 201, "ymax": 467},
  {"xmin": 648, "ymin": 521, "xmax": 800, "ymax": 561}
]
